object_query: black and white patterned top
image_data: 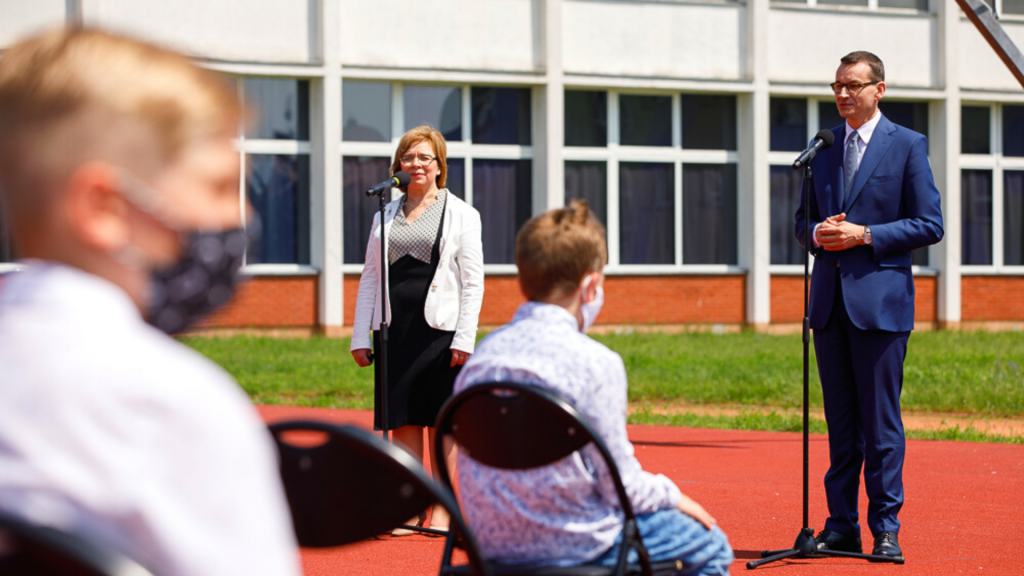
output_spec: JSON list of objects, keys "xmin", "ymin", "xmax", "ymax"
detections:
[{"xmin": 389, "ymin": 188, "xmax": 447, "ymax": 265}]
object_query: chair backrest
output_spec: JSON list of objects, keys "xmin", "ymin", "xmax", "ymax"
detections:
[
  {"xmin": 267, "ymin": 420, "xmax": 489, "ymax": 575},
  {"xmin": 433, "ymin": 382, "xmax": 639, "ymax": 525},
  {"xmin": 0, "ymin": 514, "xmax": 155, "ymax": 576}
]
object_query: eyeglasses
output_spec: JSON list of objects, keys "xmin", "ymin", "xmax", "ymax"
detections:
[
  {"xmin": 829, "ymin": 81, "xmax": 880, "ymax": 96},
  {"xmin": 399, "ymin": 154, "xmax": 437, "ymax": 166}
]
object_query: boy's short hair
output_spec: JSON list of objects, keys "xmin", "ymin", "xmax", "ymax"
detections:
[
  {"xmin": 0, "ymin": 27, "xmax": 241, "ymax": 231},
  {"xmin": 516, "ymin": 200, "xmax": 606, "ymax": 301}
]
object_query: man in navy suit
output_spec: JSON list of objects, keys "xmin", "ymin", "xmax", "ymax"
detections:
[{"xmin": 795, "ymin": 51, "xmax": 944, "ymax": 559}]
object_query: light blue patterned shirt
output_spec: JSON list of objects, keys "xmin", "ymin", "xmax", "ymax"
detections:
[{"xmin": 454, "ymin": 302, "xmax": 682, "ymax": 567}]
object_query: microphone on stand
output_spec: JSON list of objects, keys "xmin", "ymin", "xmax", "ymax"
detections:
[
  {"xmin": 792, "ymin": 130, "xmax": 835, "ymax": 170},
  {"xmin": 365, "ymin": 171, "xmax": 411, "ymax": 197}
]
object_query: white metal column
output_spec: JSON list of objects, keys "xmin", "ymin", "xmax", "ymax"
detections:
[
  {"xmin": 740, "ymin": 0, "xmax": 772, "ymax": 329},
  {"xmin": 533, "ymin": 0, "xmax": 565, "ymax": 213},
  {"xmin": 314, "ymin": 0, "xmax": 344, "ymax": 335},
  {"xmin": 935, "ymin": 0, "xmax": 962, "ymax": 328}
]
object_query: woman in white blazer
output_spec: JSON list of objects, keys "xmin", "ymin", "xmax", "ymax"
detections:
[{"xmin": 350, "ymin": 125, "xmax": 484, "ymax": 532}]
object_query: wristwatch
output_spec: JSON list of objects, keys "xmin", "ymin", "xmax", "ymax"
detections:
[{"xmin": 863, "ymin": 225, "xmax": 872, "ymax": 245}]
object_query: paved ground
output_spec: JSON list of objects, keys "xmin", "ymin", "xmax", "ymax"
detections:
[{"xmin": 258, "ymin": 405, "xmax": 1024, "ymax": 576}]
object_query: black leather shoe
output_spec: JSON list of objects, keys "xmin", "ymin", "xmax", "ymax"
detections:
[
  {"xmin": 814, "ymin": 529, "xmax": 863, "ymax": 553},
  {"xmin": 872, "ymin": 531, "xmax": 901, "ymax": 558}
]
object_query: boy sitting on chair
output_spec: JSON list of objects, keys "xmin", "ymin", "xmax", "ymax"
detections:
[
  {"xmin": 0, "ymin": 28, "xmax": 300, "ymax": 576},
  {"xmin": 454, "ymin": 201, "xmax": 734, "ymax": 575}
]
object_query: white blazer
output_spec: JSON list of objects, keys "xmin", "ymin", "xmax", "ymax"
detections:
[{"xmin": 351, "ymin": 191, "xmax": 485, "ymax": 354}]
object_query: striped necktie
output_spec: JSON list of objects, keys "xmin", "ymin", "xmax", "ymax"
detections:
[{"xmin": 843, "ymin": 131, "xmax": 860, "ymax": 209}]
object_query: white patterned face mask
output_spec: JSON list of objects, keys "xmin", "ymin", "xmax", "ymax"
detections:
[
  {"xmin": 579, "ymin": 274, "xmax": 604, "ymax": 334},
  {"xmin": 117, "ymin": 171, "xmax": 253, "ymax": 335},
  {"xmin": 145, "ymin": 225, "xmax": 253, "ymax": 335}
]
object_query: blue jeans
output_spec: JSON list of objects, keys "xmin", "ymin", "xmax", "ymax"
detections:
[{"xmin": 589, "ymin": 509, "xmax": 733, "ymax": 576}]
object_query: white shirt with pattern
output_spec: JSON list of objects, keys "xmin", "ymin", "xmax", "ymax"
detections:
[
  {"xmin": 0, "ymin": 262, "xmax": 301, "ymax": 576},
  {"xmin": 454, "ymin": 302, "xmax": 682, "ymax": 567}
]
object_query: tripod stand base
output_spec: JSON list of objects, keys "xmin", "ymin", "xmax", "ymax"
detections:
[{"xmin": 746, "ymin": 527, "xmax": 905, "ymax": 569}]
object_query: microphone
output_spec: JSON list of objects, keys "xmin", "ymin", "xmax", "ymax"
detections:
[
  {"xmin": 365, "ymin": 171, "xmax": 411, "ymax": 197},
  {"xmin": 792, "ymin": 129, "xmax": 835, "ymax": 170}
]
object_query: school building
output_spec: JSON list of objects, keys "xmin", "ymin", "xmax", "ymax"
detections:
[{"xmin": 1, "ymin": 0, "xmax": 1022, "ymax": 334}]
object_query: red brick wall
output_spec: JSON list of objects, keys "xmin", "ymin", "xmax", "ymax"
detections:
[
  {"xmin": 770, "ymin": 274, "xmax": 938, "ymax": 324},
  {"xmin": 191, "ymin": 271, "xmax": 994, "ymax": 329},
  {"xmin": 770, "ymin": 276, "xmax": 804, "ymax": 323},
  {"xmin": 343, "ymin": 274, "xmax": 745, "ymax": 326},
  {"xmin": 601, "ymin": 275, "xmax": 746, "ymax": 324},
  {"xmin": 916, "ymin": 276, "xmax": 937, "ymax": 322},
  {"xmin": 478, "ymin": 276, "xmax": 525, "ymax": 325},
  {"xmin": 344, "ymin": 274, "xmax": 525, "ymax": 327},
  {"xmin": 202, "ymin": 276, "xmax": 318, "ymax": 327},
  {"xmin": 12, "ymin": 268, "xmax": 1017, "ymax": 328},
  {"xmin": 962, "ymin": 276, "xmax": 1024, "ymax": 321}
]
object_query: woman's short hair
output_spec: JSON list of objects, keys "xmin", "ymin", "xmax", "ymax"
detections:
[
  {"xmin": 516, "ymin": 200, "xmax": 607, "ymax": 301},
  {"xmin": 390, "ymin": 125, "xmax": 448, "ymax": 189}
]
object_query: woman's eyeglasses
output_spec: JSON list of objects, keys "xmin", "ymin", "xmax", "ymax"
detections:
[{"xmin": 399, "ymin": 154, "xmax": 437, "ymax": 166}]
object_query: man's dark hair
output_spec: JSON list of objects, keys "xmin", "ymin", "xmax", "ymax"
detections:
[{"xmin": 840, "ymin": 51, "xmax": 885, "ymax": 83}]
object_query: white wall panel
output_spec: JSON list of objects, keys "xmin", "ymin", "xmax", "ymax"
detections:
[
  {"xmin": 958, "ymin": 19, "xmax": 1024, "ymax": 92},
  {"xmin": 0, "ymin": 0, "xmax": 66, "ymax": 49},
  {"xmin": 81, "ymin": 0, "xmax": 315, "ymax": 64},
  {"xmin": 340, "ymin": 0, "xmax": 539, "ymax": 72},
  {"xmin": 563, "ymin": 0, "xmax": 745, "ymax": 80},
  {"xmin": 768, "ymin": 9, "xmax": 937, "ymax": 88}
]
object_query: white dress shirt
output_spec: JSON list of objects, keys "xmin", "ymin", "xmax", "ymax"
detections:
[
  {"xmin": 0, "ymin": 262, "xmax": 301, "ymax": 576},
  {"xmin": 813, "ymin": 109, "xmax": 882, "ymax": 247},
  {"xmin": 454, "ymin": 302, "xmax": 682, "ymax": 567},
  {"xmin": 844, "ymin": 109, "xmax": 882, "ymax": 173}
]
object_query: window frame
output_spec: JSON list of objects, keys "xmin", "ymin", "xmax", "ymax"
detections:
[
  {"xmin": 340, "ymin": 81, "xmax": 535, "ymax": 274},
  {"xmin": 995, "ymin": 0, "xmax": 1024, "ymax": 19},
  {"xmin": 233, "ymin": 76, "xmax": 318, "ymax": 276},
  {"xmin": 563, "ymin": 88, "xmax": 743, "ymax": 274},
  {"xmin": 959, "ymin": 101, "xmax": 1024, "ymax": 274},
  {"xmin": 769, "ymin": 0, "xmax": 932, "ymax": 13}
]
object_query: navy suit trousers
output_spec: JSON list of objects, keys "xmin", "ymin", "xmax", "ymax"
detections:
[{"xmin": 813, "ymin": 274, "xmax": 908, "ymax": 536}]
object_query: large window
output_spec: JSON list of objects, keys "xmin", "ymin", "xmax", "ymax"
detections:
[
  {"xmin": 768, "ymin": 97, "xmax": 933, "ymax": 267},
  {"xmin": 999, "ymin": 0, "xmax": 1024, "ymax": 15},
  {"xmin": 960, "ymin": 103, "xmax": 1024, "ymax": 270},
  {"xmin": 564, "ymin": 90, "xmax": 739, "ymax": 269},
  {"xmin": 342, "ymin": 82, "xmax": 533, "ymax": 266},
  {"xmin": 237, "ymin": 78, "xmax": 311, "ymax": 267}
]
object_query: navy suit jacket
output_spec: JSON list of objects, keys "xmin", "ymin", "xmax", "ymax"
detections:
[{"xmin": 795, "ymin": 114, "xmax": 944, "ymax": 333}]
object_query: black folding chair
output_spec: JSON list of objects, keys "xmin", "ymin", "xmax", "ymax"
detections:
[
  {"xmin": 267, "ymin": 420, "xmax": 489, "ymax": 576},
  {"xmin": 0, "ymin": 514, "xmax": 155, "ymax": 576},
  {"xmin": 434, "ymin": 382, "xmax": 683, "ymax": 576}
]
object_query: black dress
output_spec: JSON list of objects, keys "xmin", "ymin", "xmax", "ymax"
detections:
[{"xmin": 373, "ymin": 189, "xmax": 461, "ymax": 430}]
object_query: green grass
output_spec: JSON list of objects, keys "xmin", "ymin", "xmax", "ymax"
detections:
[
  {"xmin": 181, "ymin": 330, "xmax": 1024, "ymax": 442},
  {"xmin": 183, "ymin": 336, "xmax": 376, "ymax": 410},
  {"xmin": 593, "ymin": 330, "xmax": 1024, "ymax": 416}
]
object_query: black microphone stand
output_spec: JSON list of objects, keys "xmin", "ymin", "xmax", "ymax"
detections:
[
  {"xmin": 375, "ymin": 188, "xmax": 391, "ymax": 444},
  {"xmin": 746, "ymin": 163, "xmax": 904, "ymax": 569}
]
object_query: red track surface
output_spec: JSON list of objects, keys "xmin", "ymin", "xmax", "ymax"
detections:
[{"xmin": 258, "ymin": 405, "xmax": 1024, "ymax": 575}]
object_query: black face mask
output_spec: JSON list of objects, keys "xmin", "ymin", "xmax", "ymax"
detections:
[{"xmin": 146, "ymin": 223, "xmax": 255, "ymax": 335}]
